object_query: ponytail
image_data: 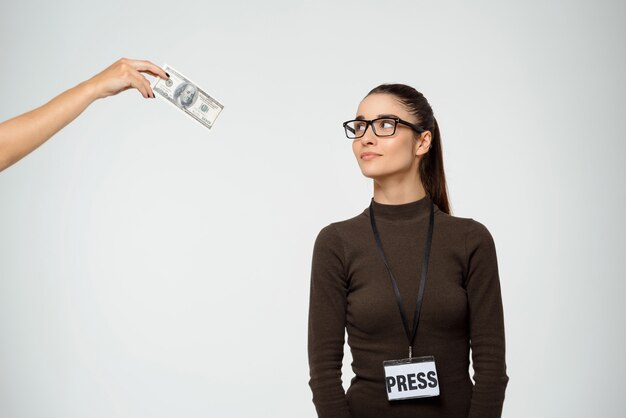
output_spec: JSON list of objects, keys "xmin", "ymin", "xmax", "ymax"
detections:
[{"xmin": 420, "ymin": 117, "xmax": 450, "ymax": 214}]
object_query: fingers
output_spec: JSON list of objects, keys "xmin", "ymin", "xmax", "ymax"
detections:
[
  {"xmin": 127, "ymin": 59, "xmax": 169, "ymax": 80},
  {"xmin": 94, "ymin": 58, "xmax": 165, "ymax": 100},
  {"xmin": 128, "ymin": 71, "xmax": 154, "ymax": 99}
]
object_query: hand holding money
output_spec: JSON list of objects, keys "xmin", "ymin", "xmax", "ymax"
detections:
[
  {"xmin": 152, "ymin": 64, "xmax": 224, "ymax": 130},
  {"xmin": 84, "ymin": 58, "xmax": 168, "ymax": 100}
]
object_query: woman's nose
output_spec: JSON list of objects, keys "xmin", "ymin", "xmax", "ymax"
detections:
[{"xmin": 361, "ymin": 127, "xmax": 377, "ymax": 146}]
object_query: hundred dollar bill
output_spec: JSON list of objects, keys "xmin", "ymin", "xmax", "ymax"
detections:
[{"xmin": 152, "ymin": 64, "xmax": 224, "ymax": 130}]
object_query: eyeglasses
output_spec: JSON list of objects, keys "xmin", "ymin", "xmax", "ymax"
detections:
[{"xmin": 343, "ymin": 117, "xmax": 425, "ymax": 139}]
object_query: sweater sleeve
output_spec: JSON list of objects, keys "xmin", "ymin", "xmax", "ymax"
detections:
[
  {"xmin": 307, "ymin": 224, "xmax": 351, "ymax": 418},
  {"xmin": 464, "ymin": 220, "xmax": 509, "ymax": 418}
]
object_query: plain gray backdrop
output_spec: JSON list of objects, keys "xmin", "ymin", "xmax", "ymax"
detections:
[{"xmin": 1, "ymin": 0, "xmax": 624, "ymax": 417}]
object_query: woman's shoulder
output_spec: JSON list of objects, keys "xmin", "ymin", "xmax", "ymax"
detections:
[
  {"xmin": 435, "ymin": 204, "xmax": 492, "ymax": 231},
  {"xmin": 313, "ymin": 210, "xmax": 369, "ymax": 246},
  {"xmin": 434, "ymin": 207, "xmax": 497, "ymax": 249}
]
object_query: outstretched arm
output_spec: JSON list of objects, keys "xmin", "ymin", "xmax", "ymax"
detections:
[{"xmin": 0, "ymin": 58, "xmax": 168, "ymax": 172}]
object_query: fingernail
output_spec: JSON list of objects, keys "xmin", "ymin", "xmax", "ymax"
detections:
[{"xmin": 165, "ymin": 72, "xmax": 170, "ymax": 78}]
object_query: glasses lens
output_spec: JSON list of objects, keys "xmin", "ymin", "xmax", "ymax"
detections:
[
  {"xmin": 345, "ymin": 120, "xmax": 368, "ymax": 139},
  {"xmin": 372, "ymin": 118, "xmax": 396, "ymax": 137}
]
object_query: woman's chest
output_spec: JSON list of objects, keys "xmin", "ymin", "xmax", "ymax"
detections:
[{"xmin": 344, "ymin": 222, "xmax": 468, "ymax": 336}]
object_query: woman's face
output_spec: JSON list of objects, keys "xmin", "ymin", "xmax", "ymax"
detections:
[{"xmin": 352, "ymin": 93, "xmax": 429, "ymax": 180}]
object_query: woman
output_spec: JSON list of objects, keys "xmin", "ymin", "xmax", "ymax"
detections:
[
  {"xmin": 308, "ymin": 84, "xmax": 508, "ymax": 417},
  {"xmin": 0, "ymin": 58, "xmax": 169, "ymax": 172}
]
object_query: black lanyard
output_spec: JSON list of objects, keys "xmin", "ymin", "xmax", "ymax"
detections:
[{"xmin": 369, "ymin": 198, "xmax": 435, "ymax": 358}]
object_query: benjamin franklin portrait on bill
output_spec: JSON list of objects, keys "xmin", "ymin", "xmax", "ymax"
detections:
[{"xmin": 173, "ymin": 82, "xmax": 198, "ymax": 109}]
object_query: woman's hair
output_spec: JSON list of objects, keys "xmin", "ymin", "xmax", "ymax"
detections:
[{"xmin": 366, "ymin": 84, "xmax": 451, "ymax": 215}]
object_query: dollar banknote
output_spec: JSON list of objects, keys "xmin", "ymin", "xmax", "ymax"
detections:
[{"xmin": 152, "ymin": 64, "xmax": 224, "ymax": 130}]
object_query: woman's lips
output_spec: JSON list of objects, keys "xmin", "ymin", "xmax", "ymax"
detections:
[{"xmin": 361, "ymin": 152, "xmax": 381, "ymax": 160}]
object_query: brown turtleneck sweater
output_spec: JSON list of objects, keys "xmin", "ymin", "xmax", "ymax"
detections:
[{"xmin": 307, "ymin": 194, "xmax": 508, "ymax": 417}]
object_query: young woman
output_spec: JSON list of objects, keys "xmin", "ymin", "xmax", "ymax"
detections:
[
  {"xmin": 308, "ymin": 84, "xmax": 508, "ymax": 417},
  {"xmin": 0, "ymin": 58, "xmax": 169, "ymax": 172}
]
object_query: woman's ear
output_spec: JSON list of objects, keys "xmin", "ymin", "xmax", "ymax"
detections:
[{"xmin": 415, "ymin": 131, "xmax": 432, "ymax": 156}]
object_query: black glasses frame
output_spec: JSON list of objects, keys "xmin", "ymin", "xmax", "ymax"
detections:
[{"xmin": 343, "ymin": 117, "xmax": 425, "ymax": 139}]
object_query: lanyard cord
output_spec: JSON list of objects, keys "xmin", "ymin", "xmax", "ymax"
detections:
[{"xmin": 369, "ymin": 198, "xmax": 435, "ymax": 358}]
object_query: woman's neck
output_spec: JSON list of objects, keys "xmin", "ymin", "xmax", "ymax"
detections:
[{"xmin": 372, "ymin": 173, "xmax": 426, "ymax": 205}]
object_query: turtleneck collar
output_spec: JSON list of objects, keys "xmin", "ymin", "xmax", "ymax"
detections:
[{"xmin": 366, "ymin": 193, "xmax": 434, "ymax": 223}]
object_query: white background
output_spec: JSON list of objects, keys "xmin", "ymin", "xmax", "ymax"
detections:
[{"xmin": 1, "ymin": 0, "xmax": 624, "ymax": 417}]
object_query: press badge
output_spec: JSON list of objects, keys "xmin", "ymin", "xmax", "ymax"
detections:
[{"xmin": 383, "ymin": 355, "xmax": 440, "ymax": 401}]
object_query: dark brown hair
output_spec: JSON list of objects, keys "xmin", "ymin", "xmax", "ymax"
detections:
[{"xmin": 366, "ymin": 84, "xmax": 451, "ymax": 215}]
